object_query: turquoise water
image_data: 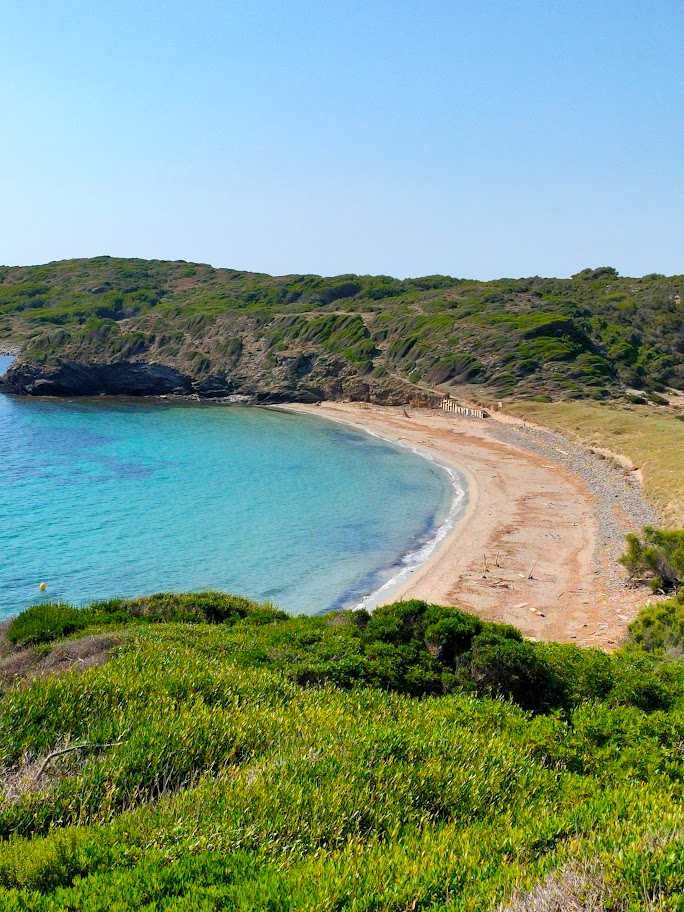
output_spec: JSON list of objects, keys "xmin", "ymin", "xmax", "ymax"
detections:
[{"xmin": 0, "ymin": 356, "xmax": 457, "ymax": 618}]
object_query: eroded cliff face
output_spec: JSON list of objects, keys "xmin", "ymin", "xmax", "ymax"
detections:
[
  {"xmin": 3, "ymin": 361, "xmax": 193, "ymax": 397},
  {"xmin": 1, "ymin": 333, "xmax": 417, "ymax": 404}
]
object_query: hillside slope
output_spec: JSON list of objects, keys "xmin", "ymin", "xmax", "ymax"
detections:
[{"xmin": 1, "ymin": 258, "xmax": 682, "ymax": 401}]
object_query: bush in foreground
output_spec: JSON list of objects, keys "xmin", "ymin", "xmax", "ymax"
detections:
[
  {"xmin": 6, "ymin": 595, "xmax": 680, "ymax": 715},
  {"xmin": 283, "ymin": 600, "xmax": 680, "ymax": 714},
  {"xmin": 628, "ymin": 591, "xmax": 684, "ymax": 657},
  {"xmin": 0, "ymin": 592, "xmax": 683, "ymax": 910},
  {"xmin": 5, "ymin": 603, "xmax": 88, "ymax": 647}
]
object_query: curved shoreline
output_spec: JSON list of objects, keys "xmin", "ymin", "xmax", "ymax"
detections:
[
  {"xmin": 270, "ymin": 401, "xmax": 469, "ymax": 613},
  {"xmin": 275, "ymin": 403, "xmax": 481, "ymax": 613},
  {"xmin": 280, "ymin": 401, "xmax": 655, "ymax": 648},
  {"xmin": 350, "ymin": 446, "xmax": 468, "ymax": 612}
]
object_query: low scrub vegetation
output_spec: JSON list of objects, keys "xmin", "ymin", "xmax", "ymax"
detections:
[
  {"xmin": 620, "ymin": 526, "xmax": 684, "ymax": 593},
  {"xmin": 0, "ymin": 592, "xmax": 683, "ymax": 909},
  {"xmin": 6, "ymin": 597, "xmax": 678, "ymax": 715},
  {"xmin": 6, "ymin": 591, "xmax": 285, "ymax": 646},
  {"xmin": 628, "ymin": 592, "xmax": 684, "ymax": 657}
]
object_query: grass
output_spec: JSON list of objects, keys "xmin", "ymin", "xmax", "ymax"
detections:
[
  {"xmin": 0, "ymin": 593, "xmax": 683, "ymax": 909},
  {"xmin": 506, "ymin": 400, "xmax": 684, "ymax": 525}
]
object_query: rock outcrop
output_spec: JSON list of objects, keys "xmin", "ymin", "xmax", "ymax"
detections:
[
  {"xmin": 3, "ymin": 361, "xmax": 193, "ymax": 397},
  {"xmin": 2, "ymin": 349, "xmax": 420, "ymax": 405}
]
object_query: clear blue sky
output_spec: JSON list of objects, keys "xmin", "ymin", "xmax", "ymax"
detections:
[{"xmin": 2, "ymin": 1, "xmax": 682, "ymax": 278}]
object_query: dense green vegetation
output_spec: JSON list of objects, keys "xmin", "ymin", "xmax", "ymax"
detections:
[
  {"xmin": 6, "ymin": 592, "xmax": 285, "ymax": 647},
  {"xmin": 1, "ymin": 593, "xmax": 683, "ymax": 910},
  {"xmin": 628, "ymin": 592, "xmax": 684, "ymax": 657},
  {"xmin": 1, "ymin": 258, "xmax": 683, "ymax": 399},
  {"xmin": 7, "ymin": 597, "xmax": 678, "ymax": 715}
]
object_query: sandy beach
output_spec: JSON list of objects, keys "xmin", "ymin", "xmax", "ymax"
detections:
[{"xmin": 283, "ymin": 401, "xmax": 655, "ymax": 649}]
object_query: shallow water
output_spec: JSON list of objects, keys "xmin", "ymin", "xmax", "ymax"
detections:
[{"xmin": 0, "ymin": 356, "xmax": 456, "ymax": 617}]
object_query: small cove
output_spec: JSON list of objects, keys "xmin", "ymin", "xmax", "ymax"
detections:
[{"xmin": 0, "ymin": 357, "xmax": 460, "ymax": 618}]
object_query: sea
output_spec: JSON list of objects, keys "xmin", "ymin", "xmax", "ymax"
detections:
[{"xmin": 0, "ymin": 355, "xmax": 464, "ymax": 619}]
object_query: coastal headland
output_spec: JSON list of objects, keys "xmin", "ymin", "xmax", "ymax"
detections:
[{"xmin": 283, "ymin": 401, "xmax": 657, "ymax": 649}]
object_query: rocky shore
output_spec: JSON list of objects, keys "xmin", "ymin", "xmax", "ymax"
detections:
[{"xmin": 0, "ymin": 353, "xmax": 422, "ymax": 405}]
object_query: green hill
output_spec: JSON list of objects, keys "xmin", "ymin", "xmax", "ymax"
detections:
[
  {"xmin": 0, "ymin": 592, "xmax": 683, "ymax": 910},
  {"xmin": 1, "ymin": 258, "xmax": 682, "ymax": 401}
]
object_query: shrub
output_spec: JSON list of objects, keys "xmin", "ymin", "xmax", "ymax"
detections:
[
  {"xmin": 468, "ymin": 639, "xmax": 567, "ymax": 713},
  {"xmin": 250, "ymin": 598, "xmax": 684, "ymax": 714},
  {"xmin": 90, "ymin": 591, "xmax": 286, "ymax": 625},
  {"xmin": 7, "ymin": 603, "xmax": 89, "ymax": 646},
  {"xmin": 293, "ymin": 602, "xmax": 595, "ymax": 711},
  {"xmin": 628, "ymin": 592, "xmax": 684, "ymax": 655},
  {"xmin": 424, "ymin": 612, "xmax": 482, "ymax": 663},
  {"xmin": 620, "ymin": 526, "xmax": 684, "ymax": 592},
  {"xmin": 608, "ymin": 656, "xmax": 677, "ymax": 711},
  {"xmin": 573, "ymin": 266, "xmax": 619, "ymax": 280},
  {"xmin": 5, "ymin": 592, "xmax": 286, "ymax": 647},
  {"xmin": 536, "ymin": 642, "xmax": 614, "ymax": 704},
  {"xmin": 362, "ymin": 600, "xmax": 420, "ymax": 644}
]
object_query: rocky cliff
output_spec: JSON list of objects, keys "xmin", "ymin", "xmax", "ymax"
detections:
[{"xmin": 1, "ymin": 321, "xmax": 417, "ymax": 404}]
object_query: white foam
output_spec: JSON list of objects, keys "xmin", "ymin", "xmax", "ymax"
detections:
[
  {"xmin": 269, "ymin": 405, "xmax": 468, "ymax": 614},
  {"xmin": 345, "ymin": 429, "xmax": 468, "ymax": 611}
]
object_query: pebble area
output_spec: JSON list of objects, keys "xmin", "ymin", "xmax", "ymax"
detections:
[{"xmin": 487, "ymin": 420, "xmax": 659, "ymax": 593}]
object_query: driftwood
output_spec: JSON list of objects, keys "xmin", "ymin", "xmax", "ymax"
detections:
[{"xmin": 34, "ymin": 740, "xmax": 125, "ymax": 781}]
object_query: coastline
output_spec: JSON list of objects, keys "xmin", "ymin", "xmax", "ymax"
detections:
[
  {"xmin": 348, "ymin": 448, "xmax": 468, "ymax": 613},
  {"xmin": 0, "ymin": 379, "xmax": 657, "ymax": 645},
  {"xmin": 280, "ymin": 401, "xmax": 655, "ymax": 649}
]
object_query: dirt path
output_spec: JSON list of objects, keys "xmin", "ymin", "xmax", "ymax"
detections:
[{"xmin": 282, "ymin": 402, "xmax": 653, "ymax": 648}]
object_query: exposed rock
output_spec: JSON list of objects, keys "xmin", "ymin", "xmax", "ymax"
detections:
[
  {"xmin": 193, "ymin": 373, "xmax": 235, "ymax": 398},
  {"xmin": 3, "ymin": 347, "xmax": 418, "ymax": 405},
  {"xmin": 4, "ymin": 361, "xmax": 193, "ymax": 397}
]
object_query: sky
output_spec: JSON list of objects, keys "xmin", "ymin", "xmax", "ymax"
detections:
[{"xmin": 1, "ymin": 0, "xmax": 683, "ymax": 279}]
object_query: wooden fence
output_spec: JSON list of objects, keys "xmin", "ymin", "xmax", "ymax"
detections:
[{"xmin": 439, "ymin": 397, "xmax": 488, "ymax": 419}]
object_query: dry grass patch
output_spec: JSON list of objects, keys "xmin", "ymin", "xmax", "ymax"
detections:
[
  {"xmin": 499, "ymin": 862, "xmax": 611, "ymax": 912},
  {"xmin": 0, "ymin": 633, "xmax": 121, "ymax": 690},
  {"xmin": 507, "ymin": 401, "xmax": 684, "ymax": 525},
  {"xmin": 0, "ymin": 742, "xmax": 83, "ymax": 807}
]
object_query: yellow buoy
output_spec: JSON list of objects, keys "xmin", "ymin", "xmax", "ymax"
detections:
[{"xmin": 39, "ymin": 582, "xmax": 48, "ymax": 592}]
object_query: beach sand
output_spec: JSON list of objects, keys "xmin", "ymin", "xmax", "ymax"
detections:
[{"xmin": 282, "ymin": 401, "xmax": 652, "ymax": 649}]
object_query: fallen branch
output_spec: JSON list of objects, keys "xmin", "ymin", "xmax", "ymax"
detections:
[{"xmin": 34, "ymin": 740, "xmax": 125, "ymax": 781}]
